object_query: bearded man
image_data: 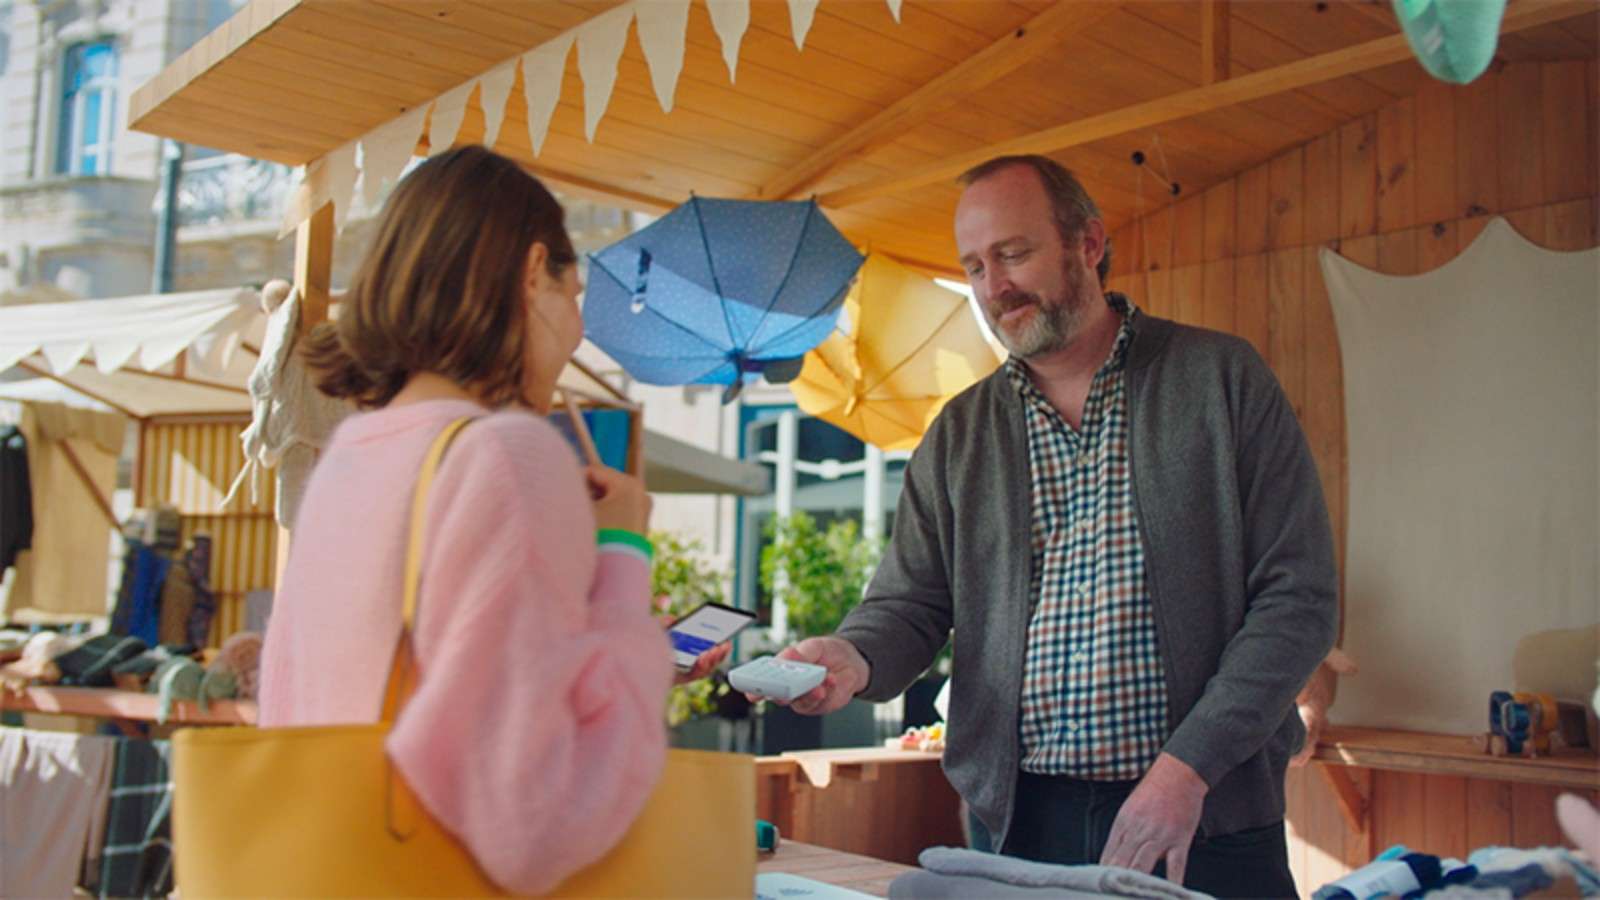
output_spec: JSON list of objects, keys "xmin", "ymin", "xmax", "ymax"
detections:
[{"xmin": 767, "ymin": 155, "xmax": 1339, "ymax": 898}]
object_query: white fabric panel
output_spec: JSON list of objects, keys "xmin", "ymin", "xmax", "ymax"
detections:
[{"xmin": 1323, "ymin": 218, "xmax": 1600, "ymax": 734}]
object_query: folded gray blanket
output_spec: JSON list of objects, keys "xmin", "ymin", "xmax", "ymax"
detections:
[{"xmin": 888, "ymin": 847, "xmax": 1213, "ymax": 900}]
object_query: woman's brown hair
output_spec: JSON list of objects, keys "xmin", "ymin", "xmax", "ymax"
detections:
[{"xmin": 303, "ymin": 145, "xmax": 578, "ymax": 408}]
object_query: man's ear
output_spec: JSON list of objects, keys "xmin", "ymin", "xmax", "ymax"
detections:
[{"xmin": 1078, "ymin": 219, "xmax": 1107, "ymax": 273}]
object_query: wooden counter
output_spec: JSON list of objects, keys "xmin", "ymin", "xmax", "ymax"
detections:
[
  {"xmin": 1312, "ymin": 725, "xmax": 1599, "ymax": 790},
  {"xmin": 758, "ymin": 840, "xmax": 915, "ymax": 898}
]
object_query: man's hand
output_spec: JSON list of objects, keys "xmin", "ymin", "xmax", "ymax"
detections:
[
  {"xmin": 1099, "ymin": 752, "xmax": 1208, "ymax": 885},
  {"xmin": 750, "ymin": 637, "xmax": 871, "ymax": 716},
  {"xmin": 1291, "ymin": 647, "xmax": 1358, "ymax": 767}
]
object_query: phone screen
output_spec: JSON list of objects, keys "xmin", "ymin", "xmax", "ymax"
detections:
[{"xmin": 668, "ymin": 603, "xmax": 756, "ymax": 670}]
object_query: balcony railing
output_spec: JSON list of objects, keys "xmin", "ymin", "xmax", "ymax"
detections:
[{"xmin": 176, "ymin": 153, "xmax": 292, "ymax": 228}]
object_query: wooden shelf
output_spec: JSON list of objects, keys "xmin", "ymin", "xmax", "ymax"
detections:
[
  {"xmin": 1313, "ymin": 725, "xmax": 1599, "ymax": 790},
  {"xmin": 1, "ymin": 686, "xmax": 256, "ymax": 726}
]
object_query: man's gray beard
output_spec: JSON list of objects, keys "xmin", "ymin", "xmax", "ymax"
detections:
[{"xmin": 997, "ymin": 292, "xmax": 1087, "ymax": 359}]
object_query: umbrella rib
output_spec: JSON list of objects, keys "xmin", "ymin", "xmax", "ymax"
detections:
[
  {"xmin": 744, "ymin": 200, "xmax": 818, "ymax": 357},
  {"xmin": 858, "ymin": 299, "xmax": 973, "ymax": 396},
  {"xmin": 691, "ymin": 198, "xmax": 741, "ymax": 351},
  {"xmin": 588, "ymin": 252, "xmax": 731, "ymax": 357}
]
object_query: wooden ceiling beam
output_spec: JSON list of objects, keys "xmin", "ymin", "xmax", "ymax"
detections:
[
  {"xmin": 753, "ymin": 0, "xmax": 1122, "ymax": 201},
  {"xmin": 1202, "ymin": 0, "xmax": 1231, "ymax": 85},
  {"xmin": 818, "ymin": 0, "xmax": 1591, "ymax": 209}
]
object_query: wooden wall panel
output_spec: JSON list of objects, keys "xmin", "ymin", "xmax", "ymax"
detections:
[
  {"xmin": 1237, "ymin": 163, "xmax": 1272, "ymax": 258},
  {"xmin": 1234, "ymin": 253, "xmax": 1270, "ymax": 360},
  {"xmin": 1202, "ymin": 259, "xmax": 1236, "ymax": 334},
  {"xmin": 1456, "ymin": 74, "xmax": 1500, "ymax": 218},
  {"xmin": 1376, "ymin": 96, "xmax": 1417, "ymax": 233},
  {"xmin": 1268, "ymin": 146, "xmax": 1306, "ymax": 251},
  {"xmin": 1338, "ymin": 115, "xmax": 1377, "ymax": 239},
  {"xmin": 1414, "ymin": 81, "xmax": 1458, "ymax": 226},
  {"xmin": 1305, "ymin": 130, "xmax": 1342, "ymax": 246},
  {"xmin": 1121, "ymin": 60, "xmax": 1599, "ymax": 896},
  {"xmin": 1498, "ymin": 64, "xmax": 1547, "ymax": 214},
  {"xmin": 1204, "ymin": 180, "xmax": 1237, "ymax": 262}
]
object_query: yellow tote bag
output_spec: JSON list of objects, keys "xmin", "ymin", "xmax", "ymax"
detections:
[{"xmin": 172, "ymin": 418, "xmax": 755, "ymax": 897}]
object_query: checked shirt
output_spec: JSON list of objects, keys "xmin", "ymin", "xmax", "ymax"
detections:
[{"xmin": 1012, "ymin": 294, "xmax": 1169, "ymax": 781}]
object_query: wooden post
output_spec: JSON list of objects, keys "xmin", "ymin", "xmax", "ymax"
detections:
[
  {"xmin": 275, "ymin": 200, "xmax": 336, "ymax": 583},
  {"xmin": 1201, "ymin": 0, "xmax": 1230, "ymax": 85}
]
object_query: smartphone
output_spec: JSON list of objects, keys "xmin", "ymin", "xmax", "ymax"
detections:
[{"xmin": 668, "ymin": 602, "xmax": 757, "ymax": 671}]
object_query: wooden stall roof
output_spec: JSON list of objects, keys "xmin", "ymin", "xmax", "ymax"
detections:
[{"xmin": 129, "ymin": 0, "xmax": 1597, "ymax": 275}]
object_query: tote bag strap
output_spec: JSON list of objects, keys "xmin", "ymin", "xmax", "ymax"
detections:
[{"xmin": 379, "ymin": 415, "xmax": 476, "ymax": 725}]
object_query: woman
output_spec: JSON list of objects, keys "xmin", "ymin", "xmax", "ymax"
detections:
[{"xmin": 258, "ymin": 145, "xmax": 677, "ymax": 894}]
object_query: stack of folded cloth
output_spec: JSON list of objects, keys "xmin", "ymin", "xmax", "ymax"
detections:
[{"xmin": 889, "ymin": 847, "xmax": 1211, "ymax": 899}]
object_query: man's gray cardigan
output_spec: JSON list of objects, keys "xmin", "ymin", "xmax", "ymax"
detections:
[{"xmin": 836, "ymin": 312, "xmax": 1339, "ymax": 848}]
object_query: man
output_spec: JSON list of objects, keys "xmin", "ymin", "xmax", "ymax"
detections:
[{"xmin": 772, "ymin": 155, "xmax": 1338, "ymax": 898}]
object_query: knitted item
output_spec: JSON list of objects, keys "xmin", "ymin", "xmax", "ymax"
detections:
[
  {"xmin": 210, "ymin": 631, "xmax": 262, "ymax": 700},
  {"xmin": 910, "ymin": 847, "xmax": 1211, "ymax": 900}
]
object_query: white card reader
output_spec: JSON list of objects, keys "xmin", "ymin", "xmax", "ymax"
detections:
[{"xmin": 728, "ymin": 656, "xmax": 828, "ymax": 702}]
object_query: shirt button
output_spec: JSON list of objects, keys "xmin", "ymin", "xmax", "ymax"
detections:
[
  {"xmin": 1070, "ymin": 651, "xmax": 1087, "ymax": 663},
  {"xmin": 1065, "ymin": 720, "xmax": 1082, "ymax": 733},
  {"xmin": 1075, "ymin": 584, "xmax": 1090, "ymax": 600}
]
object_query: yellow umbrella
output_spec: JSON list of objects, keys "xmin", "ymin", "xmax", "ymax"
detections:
[{"xmin": 790, "ymin": 254, "xmax": 1003, "ymax": 450}]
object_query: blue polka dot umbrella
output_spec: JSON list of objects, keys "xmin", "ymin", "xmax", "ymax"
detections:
[{"xmin": 583, "ymin": 197, "xmax": 865, "ymax": 403}]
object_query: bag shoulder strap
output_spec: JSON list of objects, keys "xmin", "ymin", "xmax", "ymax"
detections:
[{"xmin": 379, "ymin": 415, "xmax": 476, "ymax": 724}]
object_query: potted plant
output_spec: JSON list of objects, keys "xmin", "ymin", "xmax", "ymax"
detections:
[{"xmin": 757, "ymin": 512, "xmax": 884, "ymax": 752}]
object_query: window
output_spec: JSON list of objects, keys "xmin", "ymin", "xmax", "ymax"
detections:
[{"xmin": 56, "ymin": 41, "xmax": 117, "ymax": 176}]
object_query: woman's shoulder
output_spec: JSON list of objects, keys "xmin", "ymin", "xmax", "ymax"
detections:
[{"xmin": 439, "ymin": 407, "xmax": 585, "ymax": 487}]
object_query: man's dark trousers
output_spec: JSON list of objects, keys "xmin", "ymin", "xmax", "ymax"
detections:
[{"xmin": 1001, "ymin": 770, "xmax": 1299, "ymax": 899}]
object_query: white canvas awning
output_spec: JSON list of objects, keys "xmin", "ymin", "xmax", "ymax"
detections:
[
  {"xmin": 0, "ymin": 289, "xmax": 767, "ymax": 494},
  {"xmin": 0, "ymin": 288, "xmax": 262, "ymax": 419}
]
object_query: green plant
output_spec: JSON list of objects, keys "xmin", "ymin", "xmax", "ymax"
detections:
[
  {"xmin": 650, "ymin": 531, "xmax": 732, "ymax": 727},
  {"xmin": 759, "ymin": 512, "xmax": 883, "ymax": 640}
]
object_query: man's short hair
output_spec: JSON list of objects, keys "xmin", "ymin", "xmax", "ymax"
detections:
[{"xmin": 958, "ymin": 155, "xmax": 1113, "ymax": 285}]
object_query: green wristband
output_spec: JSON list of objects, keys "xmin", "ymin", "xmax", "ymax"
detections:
[{"xmin": 597, "ymin": 528, "xmax": 653, "ymax": 563}]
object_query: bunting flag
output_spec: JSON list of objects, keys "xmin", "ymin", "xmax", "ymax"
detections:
[
  {"xmin": 478, "ymin": 57, "xmax": 518, "ymax": 149},
  {"xmin": 788, "ymin": 0, "xmax": 821, "ymax": 50},
  {"xmin": 523, "ymin": 33, "xmax": 575, "ymax": 157},
  {"xmin": 577, "ymin": 4, "xmax": 635, "ymax": 142},
  {"xmin": 359, "ymin": 103, "xmax": 428, "ymax": 210},
  {"xmin": 635, "ymin": 0, "xmax": 692, "ymax": 113},
  {"xmin": 428, "ymin": 79, "xmax": 477, "ymax": 154},
  {"xmin": 706, "ymin": 0, "xmax": 751, "ymax": 82},
  {"xmin": 279, "ymin": 0, "xmax": 910, "ymax": 235}
]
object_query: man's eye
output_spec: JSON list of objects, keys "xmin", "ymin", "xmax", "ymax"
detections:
[{"xmin": 1001, "ymin": 250, "xmax": 1028, "ymax": 263}]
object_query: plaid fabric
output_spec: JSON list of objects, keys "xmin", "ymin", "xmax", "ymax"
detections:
[
  {"xmin": 1012, "ymin": 294, "xmax": 1169, "ymax": 780},
  {"xmin": 93, "ymin": 738, "xmax": 174, "ymax": 899}
]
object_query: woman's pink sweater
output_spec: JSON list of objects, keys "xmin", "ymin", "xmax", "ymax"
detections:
[{"xmin": 258, "ymin": 398, "xmax": 672, "ymax": 894}]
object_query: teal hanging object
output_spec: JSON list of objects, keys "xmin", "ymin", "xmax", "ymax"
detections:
[{"xmin": 1392, "ymin": 0, "xmax": 1508, "ymax": 84}]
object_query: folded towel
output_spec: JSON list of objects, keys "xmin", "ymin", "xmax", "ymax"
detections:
[{"xmin": 915, "ymin": 847, "xmax": 1211, "ymax": 900}]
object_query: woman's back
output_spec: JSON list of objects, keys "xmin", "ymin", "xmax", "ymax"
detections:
[{"xmin": 258, "ymin": 397, "xmax": 674, "ymax": 893}]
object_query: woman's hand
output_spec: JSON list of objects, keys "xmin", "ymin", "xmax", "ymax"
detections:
[
  {"xmin": 674, "ymin": 643, "xmax": 731, "ymax": 686},
  {"xmin": 586, "ymin": 465, "xmax": 651, "ymax": 534}
]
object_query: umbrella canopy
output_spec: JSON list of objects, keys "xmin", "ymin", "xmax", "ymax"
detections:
[
  {"xmin": 584, "ymin": 197, "xmax": 864, "ymax": 402},
  {"xmin": 791, "ymin": 254, "xmax": 1002, "ymax": 451}
]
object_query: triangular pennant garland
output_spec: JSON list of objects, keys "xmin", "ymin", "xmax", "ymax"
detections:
[{"xmin": 280, "ymin": 0, "xmax": 910, "ymax": 235}]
